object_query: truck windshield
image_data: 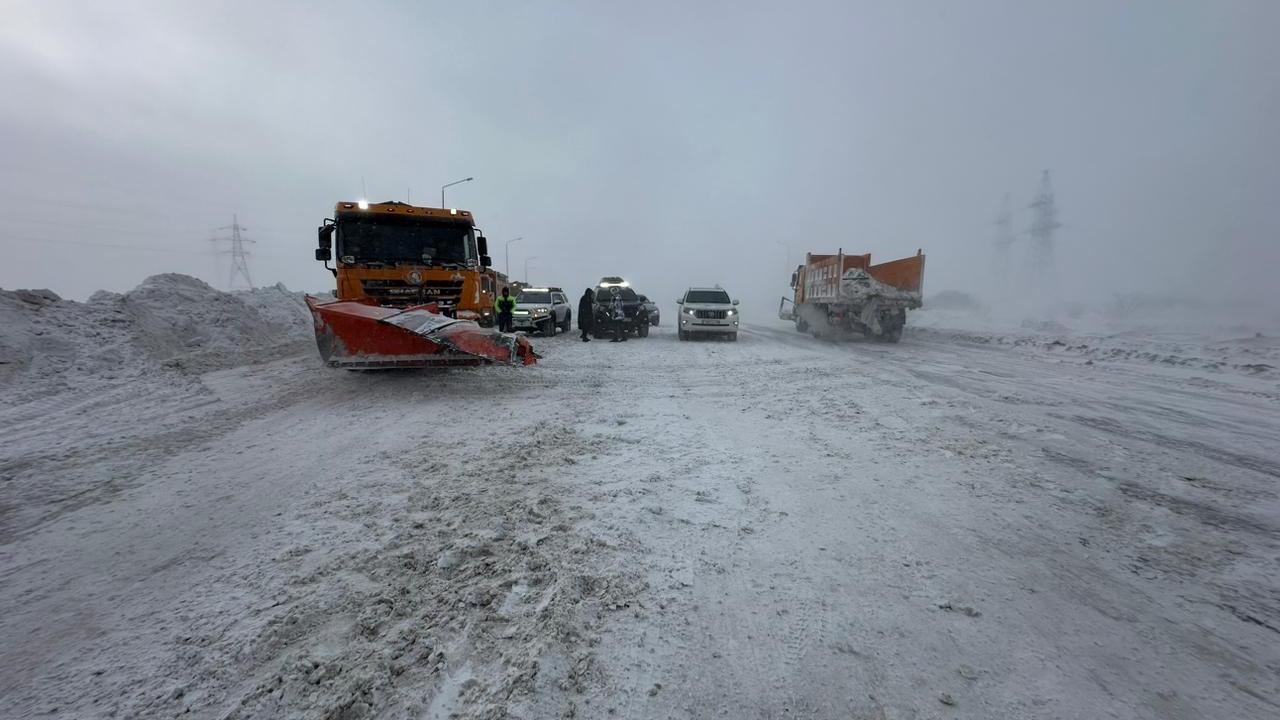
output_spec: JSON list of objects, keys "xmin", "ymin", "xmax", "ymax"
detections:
[
  {"xmin": 518, "ymin": 291, "xmax": 552, "ymax": 304},
  {"xmin": 337, "ymin": 215, "xmax": 474, "ymax": 266},
  {"xmin": 685, "ymin": 290, "xmax": 730, "ymax": 303}
]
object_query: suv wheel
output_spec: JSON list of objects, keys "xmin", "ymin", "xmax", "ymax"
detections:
[
  {"xmin": 544, "ymin": 318, "xmax": 557, "ymax": 337},
  {"xmin": 561, "ymin": 312, "xmax": 572, "ymax": 332}
]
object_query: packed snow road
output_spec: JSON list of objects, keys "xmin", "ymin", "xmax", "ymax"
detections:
[{"xmin": 2, "ymin": 312, "xmax": 1278, "ymax": 718}]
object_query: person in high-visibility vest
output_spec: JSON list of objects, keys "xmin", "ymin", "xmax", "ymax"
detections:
[{"xmin": 495, "ymin": 287, "xmax": 517, "ymax": 333}]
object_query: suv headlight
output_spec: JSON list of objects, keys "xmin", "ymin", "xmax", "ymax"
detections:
[
  {"xmin": 726, "ymin": 309, "xmax": 736, "ymax": 316},
  {"xmin": 682, "ymin": 307, "xmax": 696, "ymax": 315}
]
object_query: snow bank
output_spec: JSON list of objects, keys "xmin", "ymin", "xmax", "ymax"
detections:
[
  {"xmin": 910, "ymin": 291, "xmax": 1280, "ymax": 379},
  {"xmin": 0, "ymin": 274, "xmax": 314, "ymax": 398}
]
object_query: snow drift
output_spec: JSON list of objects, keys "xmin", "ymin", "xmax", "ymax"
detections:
[{"xmin": 0, "ymin": 274, "xmax": 314, "ymax": 399}]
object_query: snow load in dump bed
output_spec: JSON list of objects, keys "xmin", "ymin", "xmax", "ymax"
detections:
[{"xmin": 840, "ymin": 268, "xmax": 923, "ymax": 309}]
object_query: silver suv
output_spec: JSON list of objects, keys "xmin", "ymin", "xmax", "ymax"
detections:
[
  {"xmin": 677, "ymin": 286, "xmax": 739, "ymax": 341},
  {"xmin": 513, "ymin": 287, "xmax": 572, "ymax": 336}
]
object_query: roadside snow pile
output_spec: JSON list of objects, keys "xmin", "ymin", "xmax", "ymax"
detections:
[
  {"xmin": 235, "ymin": 282, "xmax": 316, "ymax": 344},
  {"xmin": 0, "ymin": 274, "xmax": 314, "ymax": 399},
  {"xmin": 910, "ymin": 295, "xmax": 1280, "ymax": 378}
]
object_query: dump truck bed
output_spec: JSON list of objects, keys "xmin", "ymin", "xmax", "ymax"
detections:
[
  {"xmin": 795, "ymin": 250, "xmax": 925, "ymax": 305},
  {"xmin": 782, "ymin": 249, "xmax": 925, "ymax": 342}
]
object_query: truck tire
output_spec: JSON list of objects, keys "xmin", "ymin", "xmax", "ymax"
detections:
[
  {"xmin": 544, "ymin": 318, "xmax": 557, "ymax": 337},
  {"xmin": 729, "ymin": 332, "xmax": 738, "ymax": 342},
  {"xmin": 881, "ymin": 309, "xmax": 905, "ymax": 343},
  {"xmin": 678, "ymin": 330, "xmax": 687, "ymax": 341},
  {"xmin": 638, "ymin": 323, "xmax": 649, "ymax": 338}
]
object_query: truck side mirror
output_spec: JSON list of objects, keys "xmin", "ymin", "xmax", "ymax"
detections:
[
  {"xmin": 480, "ymin": 255, "xmax": 493, "ymax": 268},
  {"xmin": 318, "ymin": 223, "xmax": 334, "ymax": 249},
  {"xmin": 790, "ymin": 272, "xmax": 799, "ymax": 288},
  {"xmin": 732, "ymin": 299, "xmax": 740, "ymax": 306},
  {"xmin": 676, "ymin": 298, "xmax": 683, "ymax": 304},
  {"xmin": 315, "ymin": 247, "xmax": 332, "ymax": 262},
  {"xmin": 477, "ymin": 235, "xmax": 489, "ymax": 255}
]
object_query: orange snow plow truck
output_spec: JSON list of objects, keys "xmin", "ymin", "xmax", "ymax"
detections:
[
  {"xmin": 779, "ymin": 249, "xmax": 925, "ymax": 343},
  {"xmin": 307, "ymin": 200, "xmax": 536, "ymax": 368}
]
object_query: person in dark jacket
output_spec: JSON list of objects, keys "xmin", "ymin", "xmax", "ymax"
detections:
[
  {"xmin": 495, "ymin": 287, "xmax": 516, "ymax": 333},
  {"xmin": 577, "ymin": 288, "xmax": 595, "ymax": 342}
]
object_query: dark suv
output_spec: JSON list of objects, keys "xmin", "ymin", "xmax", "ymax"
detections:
[{"xmin": 592, "ymin": 278, "xmax": 651, "ymax": 338}]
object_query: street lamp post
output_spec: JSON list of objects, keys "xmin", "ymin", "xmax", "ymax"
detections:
[
  {"xmin": 504, "ymin": 237, "xmax": 523, "ymax": 279},
  {"xmin": 775, "ymin": 240, "xmax": 792, "ymax": 269},
  {"xmin": 440, "ymin": 177, "xmax": 473, "ymax": 207},
  {"xmin": 524, "ymin": 256, "xmax": 537, "ymax": 284}
]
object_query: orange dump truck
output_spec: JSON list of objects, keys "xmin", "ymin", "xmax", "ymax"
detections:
[
  {"xmin": 779, "ymin": 249, "xmax": 925, "ymax": 343},
  {"xmin": 307, "ymin": 200, "xmax": 536, "ymax": 368},
  {"xmin": 315, "ymin": 200, "xmax": 505, "ymax": 323}
]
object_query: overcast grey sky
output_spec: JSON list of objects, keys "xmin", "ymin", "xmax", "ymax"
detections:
[{"xmin": 2, "ymin": 0, "xmax": 1277, "ymax": 315}]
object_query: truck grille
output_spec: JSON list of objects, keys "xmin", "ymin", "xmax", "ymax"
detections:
[
  {"xmin": 695, "ymin": 309, "xmax": 727, "ymax": 319},
  {"xmin": 361, "ymin": 279, "xmax": 464, "ymax": 308}
]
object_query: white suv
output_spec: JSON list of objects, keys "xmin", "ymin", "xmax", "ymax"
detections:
[
  {"xmin": 677, "ymin": 286, "xmax": 739, "ymax": 341},
  {"xmin": 513, "ymin": 287, "xmax": 572, "ymax": 336}
]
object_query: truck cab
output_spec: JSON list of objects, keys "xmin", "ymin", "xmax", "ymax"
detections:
[
  {"xmin": 677, "ymin": 286, "xmax": 740, "ymax": 341},
  {"xmin": 314, "ymin": 201, "xmax": 500, "ymax": 326}
]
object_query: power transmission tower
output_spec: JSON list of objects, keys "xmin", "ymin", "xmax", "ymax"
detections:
[
  {"xmin": 1026, "ymin": 170, "xmax": 1062, "ymax": 285},
  {"xmin": 992, "ymin": 192, "xmax": 1015, "ymax": 286},
  {"xmin": 211, "ymin": 214, "xmax": 255, "ymax": 290}
]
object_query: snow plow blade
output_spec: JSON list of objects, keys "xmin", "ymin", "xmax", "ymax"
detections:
[{"xmin": 305, "ymin": 296, "xmax": 538, "ymax": 368}]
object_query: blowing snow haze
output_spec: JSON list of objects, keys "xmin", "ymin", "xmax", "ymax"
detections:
[
  {"xmin": 2, "ymin": 1, "xmax": 1279, "ymax": 316},
  {"xmin": 9, "ymin": 4, "xmax": 1280, "ymax": 718}
]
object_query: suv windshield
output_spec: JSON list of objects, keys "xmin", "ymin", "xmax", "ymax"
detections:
[
  {"xmin": 596, "ymin": 287, "xmax": 638, "ymax": 302},
  {"xmin": 337, "ymin": 215, "xmax": 474, "ymax": 266},
  {"xmin": 518, "ymin": 291, "xmax": 551, "ymax": 304},
  {"xmin": 685, "ymin": 290, "xmax": 730, "ymax": 304}
]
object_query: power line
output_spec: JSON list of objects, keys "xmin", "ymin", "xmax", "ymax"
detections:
[
  {"xmin": 210, "ymin": 214, "xmax": 255, "ymax": 290},
  {"xmin": 5, "ymin": 234, "xmax": 299, "ymax": 260},
  {"xmin": 1026, "ymin": 170, "xmax": 1062, "ymax": 285},
  {"xmin": 7, "ymin": 235, "xmax": 216, "ymax": 255},
  {"xmin": 992, "ymin": 192, "xmax": 1014, "ymax": 286}
]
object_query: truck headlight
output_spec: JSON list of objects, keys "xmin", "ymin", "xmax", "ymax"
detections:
[
  {"xmin": 726, "ymin": 309, "xmax": 736, "ymax": 316},
  {"xmin": 683, "ymin": 307, "xmax": 696, "ymax": 315}
]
